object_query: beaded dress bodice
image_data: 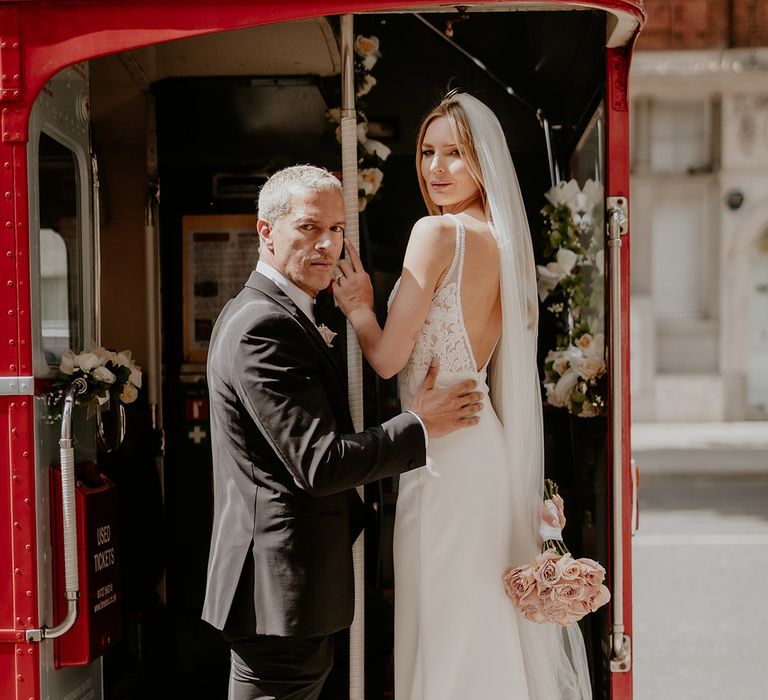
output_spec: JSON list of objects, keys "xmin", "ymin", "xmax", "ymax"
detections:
[{"xmin": 388, "ymin": 214, "xmax": 483, "ymax": 407}]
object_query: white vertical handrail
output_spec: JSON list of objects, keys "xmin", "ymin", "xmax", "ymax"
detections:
[
  {"xmin": 607, "ymin": 196, "xmax": 631, "ymax": 672},
  {"xmin": 340, "ymin": 13, "xmax": 365, "ymax": 700}
]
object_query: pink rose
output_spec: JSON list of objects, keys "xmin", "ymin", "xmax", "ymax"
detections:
[
  {"xmin": 589, "ymin": 584, "xmax": 611, "ymax": 611},
  {"xmin": 534, "ymin": 557, "xmax": 564, "ymax": 594},
  {"xmin": 503, "ymin": 566, "xmax": 536, "ymax": 604},
  {"xmin": 577, "ymin": 558, "xmax": 607, "ymax": 586},
  {"xmin": 559, "ymin": 554, "xmax": 582, "ymax": 581}
]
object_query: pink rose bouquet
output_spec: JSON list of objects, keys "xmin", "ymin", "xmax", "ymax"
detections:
[{"xmin": 502, "ymin": 480, "xmax": 610, "ymax": 626}]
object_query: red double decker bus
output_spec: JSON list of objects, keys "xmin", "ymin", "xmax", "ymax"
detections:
[{"xmin": 0, "ymin": 2, "xmax": 644, "ymax": 698}]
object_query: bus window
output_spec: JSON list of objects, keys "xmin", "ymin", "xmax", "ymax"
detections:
[{"xmin": 38, "ymin": 132, "xmax": 83, "ymax": 364}]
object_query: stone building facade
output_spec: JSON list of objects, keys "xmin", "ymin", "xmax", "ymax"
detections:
[{"xmin": 629, "ymin": 0, "xmax": 768, "ymax": 421}]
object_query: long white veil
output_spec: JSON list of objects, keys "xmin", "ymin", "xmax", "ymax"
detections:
[{"xmin": 452, "ymin": 93, "xmax": 592, "ymax": 699}]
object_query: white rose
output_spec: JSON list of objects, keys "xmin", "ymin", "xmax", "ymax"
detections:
[
  {"xmin": 76, "ymin": 352, "xmax": 99, "ymax": 371},
  {"xmin": 93, "ymin": 347, "xmax": 117, "ymax": 365},
  {"xmin": 581, "ymin": 179, "xmax": 603, "ymax": 209},
  {"xmin": 544, "ymin": 179, "xmax": 580, "ymax": 207},
  {"xmin": 576, "ymin": 334, "xmax": 593, "ymax": 351},
  {"xmin": 92, "ymin": 366, "xmax": 116, "ymax": 384},
  {"xmin": 120, "ymin": 383, "xmax": 139, "ymax": 403},
  {"xmin": 571, "ymin": 355, "xmax": 605, "ymax": 381},
  {"xmin": 354, "ymin": 35, "xmax": 380, "ymax": 57},
  {"xmin": 358, "ymin": 168, "xmax": 383, "ymax": 196},
  {"xmin": 536, "ymin": 264, "xmax": 562, "ymax": 301},
  {"xmin": 536, "ymin": 247, "xmax": 577, "ymax": 301},
  {"xmin": 60, "ymin": 349, "xmax": 77, "ymax": 374},
  {"xmin": 358, "ymin": 196, "xmax": 368, "ymax": 212},
  {"xmin": 356, "ymin": 74, "xmax": 377, "ymax": 97},
  {"xmin": 356, "ymin": 121, "xmax": 368, "ymax": 142},
  {"xmin": 551, "ymin": 368, "xmax": 578, "ymax": 407},
  {"xmin": 552, "ymin": 355, "xmax": 570, "ymax": 376},
  {"xmin": 555, "ymin": 247, "xmax": 577, "ymax": 275},
  {"xmin": 116, "ymin": 350, "xmax": 132, "ymax": 367},
  {"xmin": 362, "ymin": 138, "xmax": 391, "ymax": 161},
  {"xmin": 591, "ymin": 333, "xmax": 605, "ymax": 357},
  {"xmin": 361, "ymin": 52, "xmax": 378, "ymax": 71},
  {"xmin": 129, "ymin": 366, "xmax": 142, "ymax": 389}
]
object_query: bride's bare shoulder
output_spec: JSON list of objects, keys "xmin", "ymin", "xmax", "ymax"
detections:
[
  {"xmin": 410, "ymin": 214, "xmax": 457, "ymax": 238},
  {"xmin": 403, "ymin": 215, "xmax": 458, "ymax": 271}
]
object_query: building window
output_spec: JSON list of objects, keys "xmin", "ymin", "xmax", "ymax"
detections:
[{"xmin": 632, "ymin": 98, "xmax": 713, "ymax": 175}]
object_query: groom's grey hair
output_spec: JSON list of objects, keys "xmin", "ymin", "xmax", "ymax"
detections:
[{"xmin": 257, "ymin": 165, "xmax": 342, "ymax": 223}]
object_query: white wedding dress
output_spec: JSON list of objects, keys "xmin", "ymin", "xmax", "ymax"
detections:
[{"xmin": 390, "ymin": 214, "xmax": 531, "ymax": 699}]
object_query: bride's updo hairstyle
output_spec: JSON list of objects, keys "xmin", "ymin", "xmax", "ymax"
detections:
[{"xmin": 415, "ymin": 93, "xmax": 487, "ymax": 215}]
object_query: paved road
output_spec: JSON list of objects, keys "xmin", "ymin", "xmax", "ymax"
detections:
[{"xmin": 632, "ymin": 474, "xmax": 768, "ymax": 700}]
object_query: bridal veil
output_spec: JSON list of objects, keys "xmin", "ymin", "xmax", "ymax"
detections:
[{"xmin": 450, "ymin": 92, "xmax": 592, "ymax": 699}]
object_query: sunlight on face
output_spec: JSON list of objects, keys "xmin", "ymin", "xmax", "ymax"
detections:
[
  {"xmin": 263, "ymin": 189, "xmax": 345, "ymax": 296},
  {"xmin": 420, "ymin": 116, "xmax": 481, "ymax": 213}
]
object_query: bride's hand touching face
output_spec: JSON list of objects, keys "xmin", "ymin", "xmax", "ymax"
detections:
[{"xmin": 332, "ymin": 240, "xmax": 374, "ymax": 319}]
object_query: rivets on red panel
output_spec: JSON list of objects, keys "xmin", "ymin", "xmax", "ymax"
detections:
[
  {"xmin": 14, "ymin": 567, "xmax": 21, "ymax": 575},
  {"xmin": 9, "ymin": 338, "xmax": 14, "ymax": 345},
  {"xmin": 3, "ymin": 162, "xmax": 9, "ymax": 169},
  {"xmin": 6, "ymin": 250, "xmax": 12, "ymax": 256},
  {"xmin": 16, "ymin": 616, "xmax": 22, "ymax": 624},
  {"xmin": 6, "ymin": 279, "xmax": 12, "ymax": 286},
  {"xmin": 7, "ymin": 309, "xmax": 13, "ymax": 316},
  {"xmin": 25, "ymin": 590, "xmax": 31, "ymax": 597},
  {"xmin": 4, "ymin": 192, "xmax": 10, "ymax": 199},
  {"xmin": 5, "ymin": 222, "xmax": 11, "ymax": 228},
  {"xmin": 9, "ymin": 401, "xmax": 15, "ymax": 408},
  {"xmin": 22, "ymin": 450, "xmax": 28, "ymax": 457},
  {"xmin": 11, "ymin": 474, "xmax": 19, "ymax": 482},
  {"xmin": 16, "ymin": 674, "xmax": 22, "ymax": 681},
  {"xmin": 26, "ymin": 617, "xmax": 32, "ymax": 624},
  {"xmin": 9, "ymin": 363, "xmax": 15, "ymax": 371},
  {"xmin": 25, "ymin": 543, "xmax": 30, "ymax": 549},
  {"xmin": 12, "ymin": 43, "xmax": 18, "ymax": 50},
  {"xmin": 21, "ymin": 401, "xmax": 26, "ymax": 407},
  {"xmin": 13, "ymin": 521, "xmax": 20, "ymax": 528},
  {"xmin": 16, "ymin": 648, "xmax": 22, "ymax": 656},
  {"xmin": 20, "ymin": 339, "xmax": 25, "ymax": 346},
  {"xmin": 13, "ymin": 75, "xmax": 19, "ymax": 82}
]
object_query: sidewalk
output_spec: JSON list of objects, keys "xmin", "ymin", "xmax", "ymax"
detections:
[{"xmin": 632, "ymin": 421, "xmax": 768, "ymax": 474}]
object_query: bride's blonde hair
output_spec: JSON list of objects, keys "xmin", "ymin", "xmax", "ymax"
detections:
[{"xmin": 415, "ymin": 94, "xmax": 487, "ymax": 215}]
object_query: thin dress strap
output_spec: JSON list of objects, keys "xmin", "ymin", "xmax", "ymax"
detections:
[{"xmin": 437, "ymin": 213, "xmax": 466, "ymax": 292}]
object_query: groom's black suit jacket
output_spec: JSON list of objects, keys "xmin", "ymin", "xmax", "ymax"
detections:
[{"xmin": 202, "ymin": 270, "xmax": 425, "ymax": 638}]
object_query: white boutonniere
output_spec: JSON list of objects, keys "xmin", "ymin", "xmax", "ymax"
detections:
[{"xmin": 316, "ymin": 324, "xmax": 337, "ymax": 348}]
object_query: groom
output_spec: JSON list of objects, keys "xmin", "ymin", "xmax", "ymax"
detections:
[{"xmin": 203, "ymin": 165, "xmax": 483, "ymax": 700}]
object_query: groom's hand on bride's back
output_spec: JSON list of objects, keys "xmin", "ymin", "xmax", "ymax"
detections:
[{"xmin": 410, "ymin": 358, "xmax": 483, "ymax": 438}]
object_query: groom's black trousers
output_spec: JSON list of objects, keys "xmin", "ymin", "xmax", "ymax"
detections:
[{"xmin": 222, "ymin": 631, "xmax": 333, "ymax": 700}]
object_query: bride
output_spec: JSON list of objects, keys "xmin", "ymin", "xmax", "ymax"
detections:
[{"xmin": 332, "ymin": 92, "xmax": 591, "ymax": 699}]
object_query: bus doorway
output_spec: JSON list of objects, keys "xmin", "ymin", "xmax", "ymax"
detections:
[{"xmin": 87, "ymin": 10, "xmax": 615, "ymax": 698}]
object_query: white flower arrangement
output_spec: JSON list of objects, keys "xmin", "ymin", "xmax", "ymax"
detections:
[
  {"xmin": 538, "ymin": 179, "xmax": 606, "ymax": 418},
  {"xmin": 51, "ymin": 346, "xmax": 142, "ymax": 415},
  {"xmin": 327, "ymin": 34, "xmax": 390, "ymax": 211}
]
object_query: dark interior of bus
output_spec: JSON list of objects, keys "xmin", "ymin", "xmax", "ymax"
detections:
[{"xmin": 83, "ymin": 10, "xmax": 609, "ymax": 699}]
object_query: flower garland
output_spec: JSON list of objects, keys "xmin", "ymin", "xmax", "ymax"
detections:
[
  {"xmin": 50, "ymin": 347, "xmax": 142, "ymax": 416},
  {"xmin": 327, "ymin": 34, "xmax": 391, "ymax": 211},
  {"xmin": 537, "ymin": 179, "xmax": 606, "ymax": 418}
]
